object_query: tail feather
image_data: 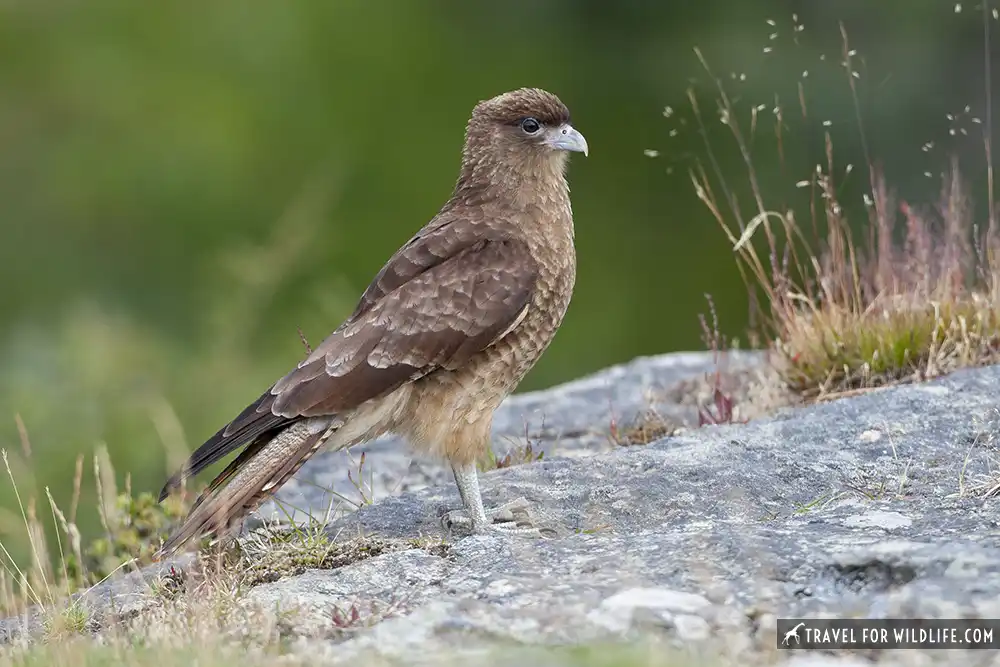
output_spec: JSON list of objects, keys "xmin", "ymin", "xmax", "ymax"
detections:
[
  {"xmin": 155, "ymin": 420, "xmax": 334, "ymax": 559},
  {"xmin": 158, "ymin": 391, "xmax": 291, "ymax": 502}
]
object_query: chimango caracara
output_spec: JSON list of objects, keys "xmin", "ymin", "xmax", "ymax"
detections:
[{"xmin": 156, "ymin": 88, "xmax": 587, "ymax": 556}]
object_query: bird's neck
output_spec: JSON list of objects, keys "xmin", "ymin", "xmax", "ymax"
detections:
[{"xmin": 451, "ymin": 150, "xmax": 572, "ymax": 214}]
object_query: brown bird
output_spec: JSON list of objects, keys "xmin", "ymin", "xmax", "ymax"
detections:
[{"xmin": 156, "ymin": 88, "xmax": 587, "ymax": 557}]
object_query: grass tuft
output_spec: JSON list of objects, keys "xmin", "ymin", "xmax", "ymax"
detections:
[
  {"xmin": 481, "ymin": 441, "xmax": 545, "ymax": 470},
  {"xmin": 82, "ymin": 491, "xmax": 189, "ymax": 585},
  {"xmin": 0, "ymin": 437, "xmax": 193, "ymax": 617},
  {"xmin": 686, "ymin": 22, "xmax": 1000, "ymax": 402},
  {"xmin": 40, "ymin": 601, "xmax": 89, "ymax": 641},
  {"xmin": 609, "ymin": 409, "xmax": 680, "ymax": 446},
  {"xmin": 235, "ymin": 521, "xmax": 449, "ymax": 588},
  {"xmin": 480, "ymin": 421, "xmax": 548, "ymax": 471}
]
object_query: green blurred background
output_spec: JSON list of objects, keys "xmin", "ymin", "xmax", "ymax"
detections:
[{"xmin": 0, "ymin": 1, "xmax": 994, "ymax": 559}]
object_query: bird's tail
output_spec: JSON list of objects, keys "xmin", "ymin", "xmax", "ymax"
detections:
[{"xmin": 155, "ymin": 420, "xmax": 333, "ymax": 559}]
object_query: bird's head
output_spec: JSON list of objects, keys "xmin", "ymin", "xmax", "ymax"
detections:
[
  {"xmin": 467, "ymin": 87, "xmax": 588, "ymax": 160},
  {"xmin": 456, "ymin": 88, "xmax": 587, "ymax": 201}
]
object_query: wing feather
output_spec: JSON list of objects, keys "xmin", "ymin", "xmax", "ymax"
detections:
[
  {"xmin": 160, "ymin": 215, "xmax": 537, "ymax": 504},
  {"xmin": 271, "ymin": 232, "xmax": 537, "ymax": 417}
]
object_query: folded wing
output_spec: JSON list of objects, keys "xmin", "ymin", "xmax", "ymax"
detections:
[{"xmin": 159, "ymin": 218, "xmax": 537, "ymax": 502}]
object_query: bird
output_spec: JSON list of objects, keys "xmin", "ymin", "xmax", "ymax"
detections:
[{"xmin": 155, "ymin": 87, "xmax": 588, "ymax": 557}]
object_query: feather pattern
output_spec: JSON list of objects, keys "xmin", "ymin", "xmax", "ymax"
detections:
[{"xmin": 157, "ymin": 87, "xmax": 578, "ymax": 556}]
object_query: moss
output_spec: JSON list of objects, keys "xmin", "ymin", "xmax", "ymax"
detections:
[{"xmin": 236, "ymin": 530, "xmax": 451, "ymax": 588}]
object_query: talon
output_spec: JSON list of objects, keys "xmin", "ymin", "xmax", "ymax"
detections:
[
  {"xmin": 482, "ymin": 497, "xmax": 530, "ymax": 523},
  {"xmin": 445, "ymin": 464, "xmax": 541, "ymax": 537},
  {"xmin": 482, "ymin": 522, "xmax": 541, "ymax": 536},
  {"xmin": 441, "ymin": 496, "xmax": 539, "ymax": 536}
]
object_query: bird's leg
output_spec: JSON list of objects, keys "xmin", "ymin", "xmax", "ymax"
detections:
[{"xmin": 442, "ymin": 462, "xmax": 539, "ymax": 535}]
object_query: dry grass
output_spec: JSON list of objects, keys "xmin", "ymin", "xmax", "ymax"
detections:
[
  {"xmin": 609, "ymin": 408, "xmax": 681, "ymax": 446},
  {"xmin": 955, "ymin": 406, "xmax": 1000, "ymax": 499},
  {"xmin": 686, "ymin": 20, "xmax": 1000, "ymax": 403},
  {"xmin": 236, "ymin": 522, "xmax": 448, "ymax": 588},
  {"xmin": 0, "ymin": 444, "xmax": 452, "ymax": 664},
  {"xmin": 1, "ymin": 560, "xmax": 315, "ymax": 666},
  {"xmin": 480, "ymin": 421, "xmax": 547, "ymax": 471},
  {"xmin": 0, "ymin": 397, "xmax": 445, "ymax": 663},
  {"xmin": 0, "ymin": 429, "xmax": 198, "ymax": 619},
  {"xmin": 481, "ymin": 441, "xmax": 545, "ymax": 470},
  {"xmin": 0, "ymin": 507, "xmax": 722, "ymax": 667}
]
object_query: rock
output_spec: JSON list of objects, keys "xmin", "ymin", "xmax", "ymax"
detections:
[
  {"xmin": 5, "ymin": 352, "xmax": 1000, "ymax": 667},
  {"xmin": 841, "ymin": 511, "xmax": 912, "ymax": 531},
  {"xmin": 586, "ymin": 587, "xmax": 712, "ymax": 636},
  {"xmin": 250, "ymin": 350, "xmax": 763, "ymax": 527},
  {"xmin": 243, "ymin": 358, "xmax": 1000, "ymax": 664},
  {"xmin": 2, "ymin": 351, "xmax": 746, "ymax": 647},
  {"xmin": 246, "ymin": 548, "xmax": 450, "ymax": 637},
  {"xmin": 0, "ymin": 553, "xmax": 194, "ymax": 644}
]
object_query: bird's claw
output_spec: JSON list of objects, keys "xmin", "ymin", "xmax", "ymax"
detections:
[{"xmin": 442, "ymin": 496, "xmax": 540, "ymax": 536}]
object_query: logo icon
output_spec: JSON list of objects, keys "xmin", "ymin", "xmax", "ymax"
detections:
[{"xmin": 782, "ymin": 622, "xmax": 806, "ymax": 646}]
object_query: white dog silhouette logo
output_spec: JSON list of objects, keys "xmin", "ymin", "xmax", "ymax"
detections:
[{"xmin": 782, "ymin": 622, "xmax": 806, "ymax": 645}]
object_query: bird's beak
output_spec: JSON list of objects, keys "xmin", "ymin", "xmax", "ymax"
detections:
[{"xmin": 546, "ymin": 124, "xmax": 589, "ymax": 157}]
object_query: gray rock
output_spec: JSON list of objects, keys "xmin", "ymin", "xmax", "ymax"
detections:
[
  {"xmin": 245, "ymin": 358, "xmax": 1000, "ymax": 664},
  {"xmin": 6, "ymin": 352, "xmax": 1000, "ymax": 667},
  {"xmin": 0, "ymin": 553, "xmax": 193, "ymax": 644},
  {"xmin": 251, "ymin": 350, "xmax": 761, "ymax": 527},
  {"xmin": 585, "ymin": 587, "xmax": 712, "ymax": 634}
]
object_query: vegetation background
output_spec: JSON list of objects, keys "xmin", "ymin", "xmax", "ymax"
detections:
[{"xmin": 0, "ymin": 1, "xmax": 994, "ymax": 563}]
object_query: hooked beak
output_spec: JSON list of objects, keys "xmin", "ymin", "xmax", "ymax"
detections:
[{"xmin": 546, "ymin": 124, "xmax": 589, "ymax": 157}]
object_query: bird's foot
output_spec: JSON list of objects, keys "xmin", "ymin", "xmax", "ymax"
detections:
[{"xmin": 442, "ymin": 496, "xmax": 540, "ymax": 536}]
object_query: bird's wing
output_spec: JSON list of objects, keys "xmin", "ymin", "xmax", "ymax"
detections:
[
  {"xmin": 159, "ymin": 218, "xmax": 537, "ymax": 500},
  {"xmin": 269, "ymin": 227, "xmax": 539, "ymax": 416}
]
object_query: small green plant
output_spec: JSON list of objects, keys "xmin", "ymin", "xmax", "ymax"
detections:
[
  {"xmin": 0, "ymin": 427, "xmax": 194, "ymax": 616},
  {"xmin": 315, "ymin": 450, "xmax": 376, "ymax": 511},
  {"xmin": 41, "ymin": 601, "xmax": 89, "ymax": 640},
  {"xmin": 82, "ymin": 491, "xmax": 189, "ymax": 585},
  {"xmin": 576, "ymin": 524, "xmax": 612, "ymax": 535},
  {"xmin": 791, "ymin": 493, "xmax": 835, "ymax": 515}
]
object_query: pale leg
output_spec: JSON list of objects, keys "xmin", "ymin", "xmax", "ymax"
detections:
[{"xmin": 442, "ymin": 462, "xmax": 539, "ymax": 535}]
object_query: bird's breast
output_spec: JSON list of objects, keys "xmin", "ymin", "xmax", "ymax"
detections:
[
  {"xmin": 397, "ymin": 193, "xmax": 577, "ymax": 463},
  {"xmin": 488, "ymin": 204, "xmax": 577, "ymax": 384}
]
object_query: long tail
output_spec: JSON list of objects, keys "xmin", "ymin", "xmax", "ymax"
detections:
[{"xmin": 155, "ymin": 420, "xmax": 334, "ymax": 559}]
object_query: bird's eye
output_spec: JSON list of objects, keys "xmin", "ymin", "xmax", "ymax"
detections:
[{"xmin": 520, "ymin": 117, "xmax": 541, "ymax": 134}]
